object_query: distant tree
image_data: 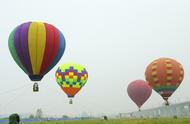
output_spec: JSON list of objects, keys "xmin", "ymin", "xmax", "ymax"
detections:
[
  {"xmin": 173, "ymin": 115, "xmax": 178, "ymax": 119},
  {"xmin": 28, "ymin": 114, "xmax": 35, "ymax": 119},
  {"xmin": 62, "ymin": 115, "xmax": 69, "ymax": 119},
  {"xmin": 36, "ymin": 109, "xmax": 43, "ymax": 118}
]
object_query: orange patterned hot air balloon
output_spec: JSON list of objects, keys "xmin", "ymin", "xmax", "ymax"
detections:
[{"xmin": 145, "ymin": 58, "xmax": 184, "ymax": 105}]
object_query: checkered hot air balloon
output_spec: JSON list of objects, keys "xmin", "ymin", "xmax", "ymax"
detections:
[
  {"xmin": 55, "ymin": 63, "xmax": 88, "ymax": 104},
  {"xmin": 8, "ymin": 22, "xmax": 66, "ymax": 92},
  {"xmin": 145, "ymin": 58, "xmax": 184, "ymax": 105}
]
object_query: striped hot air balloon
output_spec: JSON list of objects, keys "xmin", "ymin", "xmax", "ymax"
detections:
[
  {"xmin": 145, "ymin": 58, "xmax": 184, "ymax": 105},
  {"xmin": 8, "ymin": 22, "xmax": 66, "ymax": 91},
  {"xmin": 55, "ymin": 63, "xmax": 88, "ymax": 104}
]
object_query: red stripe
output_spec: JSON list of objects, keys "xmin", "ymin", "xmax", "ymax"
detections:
[{"xmin": 40, "ymin": 23, "xmax": 60, "ymax": 74}]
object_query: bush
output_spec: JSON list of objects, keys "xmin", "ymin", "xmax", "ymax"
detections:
[
  {"xmin": 173, "ymin": 115, "xmax": 178, "ymax": 119},
  {"xmin": 9, "ymin": 113, "xmax": 20, "ymax": 124}
]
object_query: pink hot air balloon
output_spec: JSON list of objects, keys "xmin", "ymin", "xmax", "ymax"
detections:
[{"xmin": 127, "ymin": 80, "xmax": 152, "ymax": 111}]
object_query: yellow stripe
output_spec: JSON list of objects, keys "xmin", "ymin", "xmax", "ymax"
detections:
[
  {"xmin": 180, "ymin": 70, "xmax": 184, "ymax": 75},
  {"xmin": 153, "ymin": 77, "xmax": 158, "ymax": 82},
  {"xmin": 166, "ymin": 76, "xmax": 172, "ymax": 81},
  {"xmin": 151, "ymin": 65, "xmax": 157, "ymax": 70},
  {"xmin": 166, "ymin": 70, "xmax": 173, "ymax": 74},
  {"xmin": 165, "ymin": 59, "xmax": 171, "ymax": 62},
  {"xmin": 36, "ymin": 23, "xmax": 46, "ymax": 74},
  {"xmin": 28, "ymin": 22, "xmax": 38, "ymax": 74},
  {"xmin": 151, "ymin": 71, "xmax": 157, "ymax": 76},
  {"xmin": 178, "ymin": 77, "xmax": 183, "ymax": 81},
  {"xmin": 28, "ymin": 22, "xmax": 46, "ymax": 74},
  {"xmin": 166, "ymin": 64, "xmax": 172, "ymax": 68}
]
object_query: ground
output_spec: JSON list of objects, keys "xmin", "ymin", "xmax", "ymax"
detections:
[{"xmin": 22, "ymin": 118, "xmax": 190, "ymax": 124}]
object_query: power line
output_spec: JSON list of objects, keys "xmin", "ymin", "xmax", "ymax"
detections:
[
  {"xmin": 1, "ymin": 85, "xmax": 31, "ymax": 110},
  {"xmin": 0, "ymin": 83, "xmax": 30, "ymax": 96}
]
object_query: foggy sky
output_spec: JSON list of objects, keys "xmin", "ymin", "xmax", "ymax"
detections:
[{"xmin": 0, "ymin": 0, "xmax": 190, "ymax": 117}]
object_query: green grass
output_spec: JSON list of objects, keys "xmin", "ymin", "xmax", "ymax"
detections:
[{"xmin": 25, "ymin": 118, "xmax": 190, "ymax": 124}]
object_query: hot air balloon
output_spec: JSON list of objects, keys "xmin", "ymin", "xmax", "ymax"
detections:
[
  {"xmin": 127, "ymin": 80, "xmax": 152, "ymax": 111},
  {"xmin": 8, "ymin": 22, "xmax": 66, "ymax": 92},
  {"xmin": 55, "ymin": 63, "xmax": 88, "ymax": 104},
  {"xmin": 145, "ymin": 58, "xmax": 184, "ymax": 105}
]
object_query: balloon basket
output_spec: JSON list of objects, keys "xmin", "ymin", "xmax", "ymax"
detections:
[
  {"xmin": 165, "ymin": 100, "xmax": 169, "ymax": 106},
  {"xmin": 165, "ymin": 102, "xmax": 169, "ymax": 106},
  {"xmin": 33, "ymin": 83, "xmax": 39, "ymax": 92},
  {"xmin": 69, "ymin": 99, "xmax": 73, "ymax": 104}
]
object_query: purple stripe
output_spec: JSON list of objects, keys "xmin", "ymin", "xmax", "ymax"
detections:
[{"xmin": 14, "ymin": 22, "xmax": 32, "ymax": 74}]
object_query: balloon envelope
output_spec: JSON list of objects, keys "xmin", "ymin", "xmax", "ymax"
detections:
[
  {"xmin": 127, "ymin": 80, "xmax": 152, "ymax": 109},
  {"xmin": 55, "ymin": 63, "xmax": 88, "ymax": 98},
  {"xmin": 145, "ymin": 58, "xmax": 184, "ymax": 102},
  {"xmin": 8, "ymin": 22, "xmax": 66, "ymax": 81}
]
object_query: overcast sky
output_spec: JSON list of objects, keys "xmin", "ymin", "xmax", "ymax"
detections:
[{"xmin": 0, "ymin": 0, "xmax": 190, "ymax": 117}]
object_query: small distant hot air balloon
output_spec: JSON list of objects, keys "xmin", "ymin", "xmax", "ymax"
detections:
[
  {"xmin": 8, "ymin": 22, "xmax": 66, "ymax": 92},
  {"xmin": 55, "ymin": 63, "xmax": 88, "ymax": 104},
  {"xmin": 145, "ymin": 58, "xmax": 184, "ymax": 105},
  {"xmin": 127, "ymin": 80, "xmax": 152, "ymax": 111}
]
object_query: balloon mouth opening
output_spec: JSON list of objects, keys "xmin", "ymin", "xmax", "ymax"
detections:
[{"xmin": 29, "ymin": 75, "xmax": 43, "ymax": 81}]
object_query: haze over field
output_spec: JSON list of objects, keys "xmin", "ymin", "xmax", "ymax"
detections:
[{"xmin": 0, "ymin": 0, "xmax": 190, "ymax": 117}]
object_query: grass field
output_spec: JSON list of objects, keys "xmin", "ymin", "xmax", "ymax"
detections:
[{"xmin": 24, "ymin": 118, "xmax": 190, "ymax": 124}]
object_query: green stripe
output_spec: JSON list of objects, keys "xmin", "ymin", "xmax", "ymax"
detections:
[
  {"xmin": 154, "ymin": 86, "xmax": 177, "ymax": 92},
  {"xmin": 8, "ymin": 28, "xmax": 28, "ymax": 74}
]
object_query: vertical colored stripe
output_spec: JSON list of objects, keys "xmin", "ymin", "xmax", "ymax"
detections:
[
  {"xmin": 45, "ymin": 30, "xmax": 66, "ymax": 74},
  {"xmin": 14, "ymin": 25, "xmax": 30, "ymax": 73},
  {"xmin": 40, "ymin": 23, "xmax": 60, "ymax": 74},
  {"xmin": 19, "ymin": 22, "xmax": 33, "ymax": 74},
  {"xmin": 28, "ymin": 22, "xmax": 46, "ymax": 74},
  {"xmin": 8, "ymin": 28, "xmax": 28, "ymax": 74},
  {"xmin": 28, "ymin": 22, "xmax": 38, "ymax": 74},
  {"xmin": 14, "ymin": 22, "xmax": 33, "ymax": 74},
  {"xmin": 36, "ymin": 23, "xmax": 46, "ymax": 74}
]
